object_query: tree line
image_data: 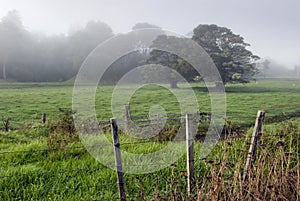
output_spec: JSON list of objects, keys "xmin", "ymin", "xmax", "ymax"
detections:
[
  {"xmin": 0, "ymin": 10, "xmax": 261, "ymax": 86},
  {"xmin": 0, "ymin": 10, "xmax": 113, "ymax": 82}
]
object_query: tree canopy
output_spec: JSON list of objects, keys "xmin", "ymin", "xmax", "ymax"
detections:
[
  {"xmin": 145, "ymin": 24, "xmax": 260, "ymax": 87},
  {"xmin": 192, "ymin": 24, "xmax": 260, "ymax": 83},
  {"xmin": 146, "ymin": 35, "xmax": 199, "ymax": 88}
]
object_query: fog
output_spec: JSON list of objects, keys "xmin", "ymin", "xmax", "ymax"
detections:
[
  {"xmin": 1, "ymin": 0, "xmax": 299, "ymax": 68},
  {"xmin": 0, "ymin": 0, "xmax": 299, "ymax": 83}
]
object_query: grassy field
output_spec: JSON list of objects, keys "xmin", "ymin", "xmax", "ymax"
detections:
[
  {"xmin": 1, "ymin": 78, "xmax": 300, "ymax": 128},
  {"xmin": 0, "ymin": 78, "xmax": 299, "ymax": 200}
]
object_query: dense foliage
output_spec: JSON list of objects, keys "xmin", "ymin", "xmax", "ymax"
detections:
[
  {"xmin": 146, "ymin": 25, "xmax": 260, "ymax": 87},
  {"xmin": 192, "ymin": 24, "xmax": 260, "ymax": 83}
]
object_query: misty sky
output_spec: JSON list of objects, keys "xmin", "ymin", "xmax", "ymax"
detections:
[{"xmin": 0, "ymin": 0, "xmax": 299, "ymax": 68}]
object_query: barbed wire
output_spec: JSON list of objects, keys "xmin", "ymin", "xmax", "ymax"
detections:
[
  {"xmin": 1, "ymin": 132, "xmax": 295, "ymax": 156},
  {"xmin": 1, "ymin": 112, "xmax": 299, "ymax": 200},
  {"xmin": 1, "ymin": 131, "xmax": 296, "ymax": 157},
  {"xmin": 1, "ymin": 112, "xmax": 260, "ymax": 131}
]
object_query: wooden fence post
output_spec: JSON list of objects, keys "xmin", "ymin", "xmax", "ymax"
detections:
[
  {"xmin": 186, "ymin": 114, "xmax": 195, "ymax": 197},
  {"xmin": 42, "ymin": 113, "xmax": 46, "ymax": 124},
  {"xmin": 124, "ymin": 105, "xmax": 131, "ymax": 133},
  {"xmin": 243, "ymin": 110, "xmax": 265, "ymax": 181},
  {"xmin": 111, "ymin": 118, "xmax": 126, "ymax": 201},
  {"xmin": 3, "ymin": 118, "xmax": 10, "ymax": 132}
]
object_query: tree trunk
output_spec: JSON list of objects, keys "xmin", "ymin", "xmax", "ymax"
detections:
[
  {"xmin": 2, "ymin": 62, "xmax": 6, "ymax": 80},
  {"xmin": 170, "ymin": 80, "xmax": 178, "ymax": 88}
]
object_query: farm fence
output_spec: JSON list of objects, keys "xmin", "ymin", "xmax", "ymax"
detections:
[{"xmin": 0, "ymin": 107, "xmax": 299, "ymax": 200}]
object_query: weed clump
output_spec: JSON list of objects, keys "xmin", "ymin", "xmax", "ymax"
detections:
[{"xmin": 47, "ymin": 108, "xmax": 79, "ymax": 150}]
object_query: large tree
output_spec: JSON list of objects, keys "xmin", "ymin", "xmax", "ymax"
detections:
[
  {"xmin": 145, "ymin": 24, "xmax": 259, "ymax": 88},
  {"xmin": 192, "ymin": 24, "xmax": 260, "ymax": 83},
  {"xmin": 146, "ymin": 35, "xmax": 199, "ymax": 88}
]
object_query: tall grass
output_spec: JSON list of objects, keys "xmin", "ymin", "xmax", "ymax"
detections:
[{"xmin": 194, "ymin": 120, "xmax": 300, "ymax": 201}]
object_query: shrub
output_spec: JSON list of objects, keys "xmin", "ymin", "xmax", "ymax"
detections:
[{"xmin": 47, "ymin": 108, "xmax": 79, "ymax": 150}]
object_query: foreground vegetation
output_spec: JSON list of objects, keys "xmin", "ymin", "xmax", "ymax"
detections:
[
  {"xmin": 0, "ymin": 78, "xmax": 299, "ymax": 200},
  {"xmin": 0, "ymin": 116, "xmax": 299, "ymax": 200}
]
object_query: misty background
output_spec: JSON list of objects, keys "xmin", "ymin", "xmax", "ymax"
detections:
[{"xmin": 0, "ymin": 0, "xmax": 299, "ymax": 82}]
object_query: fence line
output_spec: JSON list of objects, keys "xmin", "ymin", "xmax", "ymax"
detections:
[
  {"xmin": 3, "ymin": 107, "xmax": 299, "ymax": 132},
  {"xmin": 108, "ymin": 110, "xmax": 267, "ymax": 200},
  {"xmin": 1, "ymin": 109, "xmax": 299, "ymax": 200},
  {"xmin": 0, "ymin": 110, "xmax": 258, "ymax": 132},
  {"xmin": 1, "ymin": 131, "xmax": 271, "ymax": 156}
]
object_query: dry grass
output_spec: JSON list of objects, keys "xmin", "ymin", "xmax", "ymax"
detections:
[
  {"xmin": 194, "ymin": 121, "xmax": 300, "ymax": 201},
  {"xmin": 150, "ymin": 121, "xmax": 300, "ymax": 201}
]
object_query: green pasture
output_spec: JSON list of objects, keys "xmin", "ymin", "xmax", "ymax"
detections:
[
  {"xmin": 0, "ymin": 78, "xmax": 299, "ymax": 200},
  {"xmin": 0, "ymin": 78, "xmax": 300, "ymax": 129}
]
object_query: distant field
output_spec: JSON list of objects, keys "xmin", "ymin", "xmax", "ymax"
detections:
[{"xmin": 0, "ymin": 78, "xmax": 300, "ymax": 129}]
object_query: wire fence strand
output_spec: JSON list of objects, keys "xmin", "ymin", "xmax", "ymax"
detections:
[{"xmin": 1, "ymin": 112, "xmax": 299, "ymax": 200}]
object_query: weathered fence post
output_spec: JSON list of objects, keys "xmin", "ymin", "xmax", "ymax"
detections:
[
  {"xmin": 3, "ymin": 118, "xmax": 10, "ymax": 132},
  {"xmin": 111, "ymin": 118, "xmax": 126, "ymax": 201},
  {"xmin": 243, "ymin": 110, "xmax": 265, "ymax": 181},
  {"xmin": 186, "ymin": 114, "xmax": 195, "ymax": 197},
  {"xmin": 42, "ymin": 113, "xmax": 46, "ymax": 124},
  {"xmin": 124, "ymin": 105, "xmax": 131, "ymax": 133}
]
